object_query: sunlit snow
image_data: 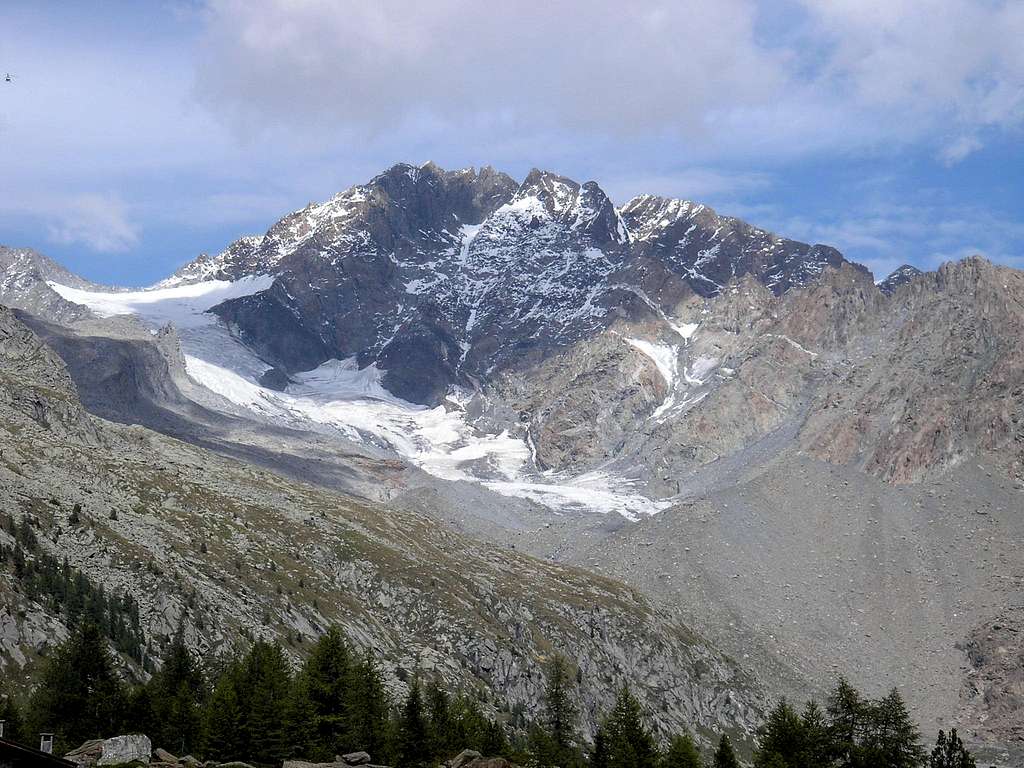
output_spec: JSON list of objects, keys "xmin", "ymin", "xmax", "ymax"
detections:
[
  {"xmin": 49, "ymin": 276, "xmax": 274, "ymax": 328},
  {"xmin": 47, "ymin": 278, "xmax": 671, "ymax": 519}
]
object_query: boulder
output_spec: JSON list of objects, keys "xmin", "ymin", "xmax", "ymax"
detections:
[
  {"xmin": 65, "ymin": 739, "xmax": 105, "ymax": 766},
  {"xmin": 154, "ymin": 749, "xmax": 179, "ymax": 764},
  {"xmin": 215, "ymin": 763, "xmax": 257, "ymax": 768},
  {"xmin": 471, "ymin": 759, "xmax": 514, "ymax": 768},
  {"xmin": 180, "ymin": 757, "xmax": 202, "ymax": 768},
  {"xmin": 447, "ymin": 750, "xmax": 481, "ymax": 768},
  {"xmin": 98, "ymin": 735, "xmax": 152, "ymax": 766},
  {"xmin": 340, "ymin": 754, "xmax": 371, "ymax": 767}
]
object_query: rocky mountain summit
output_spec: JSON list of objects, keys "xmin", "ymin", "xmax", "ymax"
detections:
[
  {"xmin": 878, "ymin": 263, "xmax": 923, "ymax": 294},
  {"xmin": 0, "ymin": 246, "xmax": 99, "ymax": 324},
  {"xmin": 161, "ymin": 162, "xmax": 854, "ymax": 403}
]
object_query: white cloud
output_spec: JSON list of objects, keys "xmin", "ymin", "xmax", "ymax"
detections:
[
  {"xmin": 46, "ymin": 195, "xmax": 140, "ymax": 253},
  {"xmin": 193, "ymin": 0, "xmax": 785, "ymax": 140},
  {"xmin": 938, "ymin": 135, "xmax": 983, "ymax": 166},
  {"xmin": 190, "ymin": 0, "xmax": 1024, "ymax": 161}
]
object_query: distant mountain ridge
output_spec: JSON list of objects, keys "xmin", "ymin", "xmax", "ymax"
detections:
[{"xmin": 156, "ymin": 162, "xmax": 860, "ymax": 403}]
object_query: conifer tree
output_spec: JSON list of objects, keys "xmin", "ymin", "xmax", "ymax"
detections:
[
  {"xmin": 284, "ymin": 669, "xmax": 317, "ymax": 759},
  {"xmin": 204, "ymin": 662, "xmax": 246, "ymax": 762},
  {"xmin": 662, "ymin": 732, "xmax": 703, "ymax": 768},
  {"xmin": 862, "ymin": 689, "xmax": 925, "ymax": 768},
  {"xmin": 929, "ymin": 729, "xmax": 975, "ymax": 768},
  {"xmin": 478, "ymin": 718, "xmax": 509, "ymax": 758},
  {"xmin": 596, "ymin": 687, "xmax": 658, "ymax": 768},
  {"xmin": 28, "ymin": 621, "xmax": 125, "ymax": 753},
  {"xmin": 151, "ymin": 634, "xmax": 205, "ymax": 755},
  {"xmin": 295, "ymin": 626, "xmax": 353, "ymax": 759},
  {"xmin": 532, "ymin": 655, "xmax": 581, "ymax": 768},
  {"xmin": 0, "ymin": 685, "xmax": 24, "ymax": 743},
  {"xmin": 755, "ymin": 700, "xmax": 805, "ymax": 768},
  {"xmin": 427, "ymin": 681, "xmax": 457, "ymax": 760},
  {"xmin": 827, "ymin": 678, "xmax": 864, "ymax": 768},
  {"xmin": 590, "ymin": 725, "xmax": 610, "ymax": 768},
  {"xmin": 713, "ymin": 735, "xmax": 740, "ymax": 768},
  {"xmin": 347, "ymin": 654, "xmax": 390, "ymax": 758},
  {"xmin": 124, "ymin": 684, "xmax": 159, "ymax": 746},
  {"xmin": 397, "ymin": 679, "xmax": 430, "ymax": 768},
  {"xmin": 239, "ymin": 642, "xmax": 292, "ymax": 765},
  {"xmin": 798, "ymin": 700, "xmax": 832, "ymax": 768},
  {"xmin": 450, "ymin": 695, "xmax": 507, "ymax": 757}
]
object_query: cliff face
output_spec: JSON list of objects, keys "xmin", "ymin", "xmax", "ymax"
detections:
[
  {"xmin": 801, "ymin": 257, "xmax": 1024, "ymax": 483},
  {"xmin": 481, "ymin": 257, "xmax": 1022, "ymax": 504}
]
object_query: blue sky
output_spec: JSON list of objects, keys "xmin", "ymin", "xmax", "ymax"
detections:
[{"xmin": 0, "ymin": 0, "xmax": 1022, "ymax": 286}]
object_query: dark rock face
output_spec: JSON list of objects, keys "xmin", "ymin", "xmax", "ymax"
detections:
[
  {"xmin": 878, "ymin": 263, "xmax": 923, "ymax": 295},
  {"xmin": 178, "ymin": 163, "xmax": 862, "ymax": 404},
  {"xmin": 619, "ymin": 195, "xmax": 852, "ymax": 296},
  {"xmin": 257, "ymin": 366, "xmax": 291, "ymax": 391}
]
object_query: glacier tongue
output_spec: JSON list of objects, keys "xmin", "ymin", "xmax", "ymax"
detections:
[
  {"xmin": 44, "ymin": 277, "xmax": 669, "ymax": 519},
  {"xmin": 185, "ymin": 338, "xmax": 667, "ymax": 518}
]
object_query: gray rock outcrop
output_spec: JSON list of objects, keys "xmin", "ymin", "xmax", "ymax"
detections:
[{"xmin": 98, "ymin": 734, "xmax": 152, "ymax": 765}]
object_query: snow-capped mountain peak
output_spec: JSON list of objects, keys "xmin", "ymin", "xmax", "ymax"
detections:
[{"xmin": 79, "ymin": 162, "xmax": 861, "ymax": 405}]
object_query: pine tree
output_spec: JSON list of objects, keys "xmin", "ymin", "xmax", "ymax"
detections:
[
  {"xmin": 532, "ymin": 655, "xmax": 581, "ymax": 768},
  {"xmin": 449, "ymin": 694, "xmax": 505, "ymax": 757},
  {"xmin": 284, "ymin": 672, "xmax": 318, "ymax": 759},
  {"xmin": 827, "ymin": 678, "xmax": 864, "ymax": 768},
  {"xmin": 295, "ymin": 626, "xmax": 353, "ymax": 759},
  {"xmin": 798, "ymin": 700, "xmax": 833, "ymax": 768},
  {"xmin": 238, "ymin": 641, "xmax": 292, "ymax": 765},
  {"xmin": 477, "ymin": 718, "xmax": 509, "ymax": 758},
  {"xmin": 929, "ymin": 729, "xmax": 975, "ymax": 768},
  {"xmin": 862, "ymin": 689, "xmax": 925, "ymax": 768},
  {"xmin": 755, "ymin": 699, "xmax": 805, "ymax": 768},
  {"xmin": 28, "ymin": 622, "xmax": 125, "ymax": 753},
  {"xmin": 546, "ymin": 655, "xmax": 581, "ymax": 767},
  {"xmin": 204, "ymin": 662, "xmax": 245, "ymax": 762},
  {"xmin": 397, "ymin": 679, "xmax": 430, "ymax": 768},
  {"xmin": 662, "ymin": 732, "xmax": 703, "ymax": 768},
  {"xmin": 590, "ymin": 725, "xmax": 609, "ymax": 768},
  {"xmin": 124, "ymin": 684, "xmax": 159, "ymax": 746},
  {"xmin": 347, "ymin": 654, "xmax": 390, "ymax": 758},
  {"xmin": 151, "ymin": 634, "xmax": 205, "ymax": 755},
  {"xmin": 426, "ymin": 681, "xmax": 457, "ymax": 760},
  {"xmin": 713, "ymin": 735, "xmax": 740, "ymax": 768},
  {"xmin": 0, "ymin": 685, "xmax": 25, "ymax": 743},
  {"xmin": 597, "ymin": 687, "xmax": 658, "ymax": 768}
]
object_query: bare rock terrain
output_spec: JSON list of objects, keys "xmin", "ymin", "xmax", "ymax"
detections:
[{"xmin": 0, "ymin": 305, "xmax": 765, "ymax": 747}]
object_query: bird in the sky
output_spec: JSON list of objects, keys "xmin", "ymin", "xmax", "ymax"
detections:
[{"xmin": 4, "ymin": 73, "xmax": 12, "ymax": 83}]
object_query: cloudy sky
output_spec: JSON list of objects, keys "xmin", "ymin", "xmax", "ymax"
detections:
[{"xmin": 1, "ymin": 0, "xmax": 1022, "ymax": 285}]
